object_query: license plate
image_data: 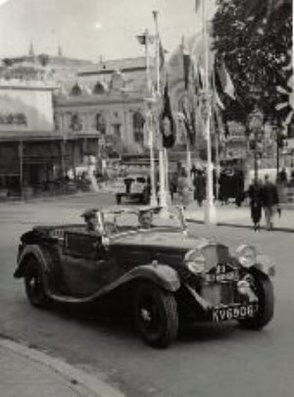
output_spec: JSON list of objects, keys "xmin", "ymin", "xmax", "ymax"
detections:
[{"xmin": 212, "ymin": 303, "xmax": 258, "ymax": 322}]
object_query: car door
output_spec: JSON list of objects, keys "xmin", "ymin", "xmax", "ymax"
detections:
[{"xmin": 62, "ymin": 231, "xmax": 109, "ymax": 296}]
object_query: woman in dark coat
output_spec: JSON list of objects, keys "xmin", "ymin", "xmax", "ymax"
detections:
[{"xmin": 248, "ymin": 180, "xmax": 263, "ymax": 231}]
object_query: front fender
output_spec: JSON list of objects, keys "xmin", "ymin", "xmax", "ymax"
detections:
[
  {"xmin": 14, "ymin": 245, "xmax": 50, "ymax": 278},
  {"xmin": 254, "ymin": 254, "xmax": 275, "ymax": 278},
  {"xmin": 126, "ymin": 263, "xmax": 181, "ymax": 292}
]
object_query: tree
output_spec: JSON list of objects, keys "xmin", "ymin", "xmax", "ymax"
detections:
[{"xmin": 212, "ymin": 0, "xmax": 292, "ymax": 124}]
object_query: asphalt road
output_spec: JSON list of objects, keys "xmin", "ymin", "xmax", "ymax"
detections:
[{"xmin": 0, "ymin": 193, "xmax": 293, "ymax": 397}]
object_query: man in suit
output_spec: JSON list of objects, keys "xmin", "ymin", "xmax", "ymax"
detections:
[{"xmin": 81, "ymin": 208, "xmax": 101, "ymax": 233}]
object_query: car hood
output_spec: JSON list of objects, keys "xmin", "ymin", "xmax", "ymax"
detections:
[
  {"xmin": 110, "ymin": 229, "xmax": 232, "ymax": 271},
  {"xmin": 110, "ymin": 229, "xmax": 209, "ymax": 251}
]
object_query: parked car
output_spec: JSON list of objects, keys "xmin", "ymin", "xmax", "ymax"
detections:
[
  {"xmin": 14, "ymin": 206, "xmax": 275, "ymax": 348},
  {"xmin": 116, "ymin": 174, "xmax": 150, "ymax": 204}
]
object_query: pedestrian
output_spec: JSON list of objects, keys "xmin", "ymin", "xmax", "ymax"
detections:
[
  {"xmin": 278, "ymin": 167, "xmax": 288, "ymax": 184},
  {"xmin": 178, "ymin": 168, "xmax": 192, "ymax": 206},
  {"xmin": 248, "ymin": 179, "xmax": 263, "ymax": 231},
  {"xmin": 261, "ymin": 174, "xmax": 281, "ymax": 230},
  {"xmin": 193, "ymin": 169, "xmax": 206, "ymax": 206},
  {"xmin": 169, "ymin": 170, "xmax": 178, "ymax": 202}
]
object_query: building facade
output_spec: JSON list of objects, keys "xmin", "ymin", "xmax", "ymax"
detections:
[{"xmin": 0, "ymin": 56, "xmax": 100, "ymax": 196}]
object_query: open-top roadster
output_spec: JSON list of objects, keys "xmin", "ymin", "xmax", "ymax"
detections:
[{"xmin": 14, "ymin": 206, "xmax": 275, "ymax": 348}]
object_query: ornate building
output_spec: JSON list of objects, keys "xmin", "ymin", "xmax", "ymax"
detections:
[
  {"xmin": 53, "ymin": 57, "xmax": 153, "ymax": 155},
  {"xmin": 0, "ymin": 54, "xmax": 100, "ymax": 196}
]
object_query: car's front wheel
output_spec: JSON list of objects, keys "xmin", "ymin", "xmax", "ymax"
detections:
[
  {"xmin": 239, "ymin": 272, "xmax": 274, "ymax": 330},
  {"xmin": 133, "ymin": 282, "xmax": 179, "ymax": 348},
  {"xmin": 24, "ymin": 256, "xmax": 50, "ymax": 309}
]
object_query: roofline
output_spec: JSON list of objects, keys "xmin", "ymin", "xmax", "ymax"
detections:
[
  {"xmin": 78, "ymin": 66, "xmax": 147, "ymax": 76},
  {"xmin": 0, "ymin": 131, "xmax": 100, "ymax": 142}
]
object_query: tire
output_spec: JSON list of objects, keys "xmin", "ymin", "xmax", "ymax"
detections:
[
  {"xmin": 133, "ymin": 282, "xmax": 179, "ymax": 348},
  {"xmin": 24, "ymin": 256, "xmax": 50, "ymax": 309},
  {"xmin": 239, "ymin": 272, "xmax": 274, "ymax": 330}
]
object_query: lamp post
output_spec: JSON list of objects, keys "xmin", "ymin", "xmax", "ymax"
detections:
[
  {"xmin": 137, "ymin": 30, "xmax": 157, "ymax": 206},
  {"xmin": 202, "ymin": 0, "xmax": 216, "ymax": 225},
  {"xmin": 248, "ymin": 107, "xmax": 264, "ymax": 182}
]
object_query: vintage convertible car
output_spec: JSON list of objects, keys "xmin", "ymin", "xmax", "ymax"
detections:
[{"xmin": 14, "ymin": 206, "xmax": 275, "ymax": 348}]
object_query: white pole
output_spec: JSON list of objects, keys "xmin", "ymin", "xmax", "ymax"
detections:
[
  {"xmin": 146, "ymin": 105, "xmax": 158, "ymax": 206},
  {"xmin": 145, "ymin": 29, "xmax": 152, "ymax": 94},
  {"xmin": 203, "ymin": 0, "xmax": 217, "ymax": 224},
  {"xmin": 153, "ymin": 10, "xmax": 169, "ymax": 208},
  {"xmin": 144, "ymin": 30, "xmax": 157, "ymax": 206}
]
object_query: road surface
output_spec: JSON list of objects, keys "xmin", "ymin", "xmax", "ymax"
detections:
[{"xmin": 0, "ymin": 193, "xmax": 293, "ymax": 397}]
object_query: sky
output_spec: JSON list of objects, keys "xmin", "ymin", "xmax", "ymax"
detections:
[{"xmin": 0, "ymin": 0, "xmax": 216, "ymax": 62}]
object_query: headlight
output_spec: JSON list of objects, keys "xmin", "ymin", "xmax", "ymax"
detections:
[
  {"xmin": 184, "ymin": 250, "xmax": 206, "ymax": 274},
  {"xmin": 235, "ymin": 244, "xmax": 256, "ymax": 268}
]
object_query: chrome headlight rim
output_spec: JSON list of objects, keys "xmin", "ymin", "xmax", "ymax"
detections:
[
  {"xmin": 184, "ymin": 249, "xmax": 206, "ymax": 275},
  {"xmin": 235, "ymin": 244, "xmax": 257, "ymax": 268}
]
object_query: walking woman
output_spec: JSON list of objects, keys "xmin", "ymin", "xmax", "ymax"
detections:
[{"xmin": 248, "ymin": 179, "xmax": 263, "ymax": 231}]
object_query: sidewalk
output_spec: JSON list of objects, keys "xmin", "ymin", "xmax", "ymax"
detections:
[
  {"xmin": 0, "ymin": 337, "xmax": 124, "ymax": 397},
  {"xmin": 185, "ymin": 202, "xmax": 294, "ymax": 232}
]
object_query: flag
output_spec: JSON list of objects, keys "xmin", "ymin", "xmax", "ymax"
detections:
[
  {"xmin": 159, "ymin": 40, "xmax": 166, "ymax": 70},
  {"xmin": 211, "ymin": 66, "xmax": 225, "ymax": 110},
  {"xmin": 181, "ymin": 98, "xmax": 196, "ymax": 146},
  {"xmin": 214, "ymin": 89, "xmax": 225, "ymax": 110},
  {"xmin": 216, "ymin": 62, "xmax": 236, "ymax": 100},
  {"xmin": 194, "ymin": 63, "xmax": 204, "ymax": 95},
  {"xmin": 181, "ymin": 35, "xmax": 191, "ymax": 90},
  {"xmin": 160, "ymin": 82, "xmax": 175, "ymax": 148}
]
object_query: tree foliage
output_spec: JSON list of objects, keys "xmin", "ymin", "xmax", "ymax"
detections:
[{"xmin": 212, "ymin": 0, "xmax": 292, "ymax": 124}]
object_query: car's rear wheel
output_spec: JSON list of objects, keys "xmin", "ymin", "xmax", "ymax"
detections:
[
  {"xmin": 24, "ymin": 256, "xmax": 50, "ymax": 309},
  {"xmin": 133, "ymin": 282, "xmax": 178, "ymax": 348},
  {"xmin": 239, "ymin": 272, "xmax": 274, "ymax": 330}
]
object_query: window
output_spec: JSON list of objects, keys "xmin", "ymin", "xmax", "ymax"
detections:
[
  {"xmin": 70, "ymin": 114, "xmax": 82, "ymax": 131},
  {"xmin": 71, "ymin": 84, "xmax": 82, "ymax": 96},
  {"xmin": 93, "ymin": 82, "xmax": 106, "ymax": 95},
  {"xmin": 133, "ymin": 112, "xmax": 145, "ymax": 144},
  {"xmin": 113, "ymin": 124, "xmax": 121, "ymax": 138},
  {"xmin": 96, "ymin": 113, "xmax": 106, "ymax": 134}
]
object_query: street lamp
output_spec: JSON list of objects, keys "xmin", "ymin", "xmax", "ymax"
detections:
[
  {"xmin": 136, "ymin": 30, "xmax": 157, "ymax": 206},
  {"xmin": 248, "ymin": 107, "xmax": 264, "ymax": 182},
  {"xmin": 202, "ymin": 0, "xmax": 216, "ymax": 225}
]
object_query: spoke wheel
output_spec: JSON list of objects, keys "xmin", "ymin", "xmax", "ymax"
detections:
[
  {"xmin": 24, "ymin": 257, "xmax": 50, "ymax": 309},
  {"xmin": 133, "ymin": 283, "xmax": 178, "ymax": 348},
  {"xmin": 239, "ymin": 272, "xmax": 274, "ymax": 330}
]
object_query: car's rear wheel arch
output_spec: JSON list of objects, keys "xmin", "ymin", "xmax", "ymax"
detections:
[{"xmin": 23, "ymin": 252, "xmax": 51, "ymax": 309}]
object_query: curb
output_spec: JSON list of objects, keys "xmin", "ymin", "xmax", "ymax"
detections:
[
  {"xmin": 186, "ymin": 218, "xmax": 294, "ymax": 233},
  {"xmin": 0, "ymin": 337, "xmax": 124, "ymax": 397}
]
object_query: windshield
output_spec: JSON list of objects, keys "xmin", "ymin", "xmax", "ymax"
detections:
[{"xmin": 102, "ymin": 207, "xmax": 185, "ymax": 233}]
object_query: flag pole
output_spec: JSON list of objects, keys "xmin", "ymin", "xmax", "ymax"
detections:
[
  {"xmin": 202, "ymin": 0, "xmax": 217, "ymax": 224},
  {"xmin": 182, "ymin": 35, "xmax": 193, "ymax": 189},
  {"xmin": 145, "ymin": 30, "xmax": 158, "ymax": 207},
  {"xmin": 137, "ymin": 29, "xmax": 157, "ymax": 206},
  {"xmin": 153, "ymin": 10, "xmax": 169, "ymax": 209}
]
